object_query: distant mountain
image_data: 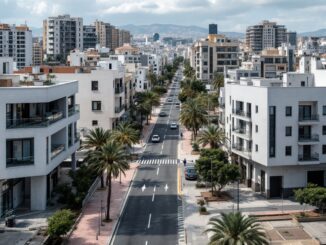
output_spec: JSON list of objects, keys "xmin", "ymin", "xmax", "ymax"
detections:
[
  {"xmin": 300, "ymin": 29, "xmax": 326, "ymax": 37},
  {"xmin": 119, "ymin": 24, "xmax": 244, "ymax": 39}
]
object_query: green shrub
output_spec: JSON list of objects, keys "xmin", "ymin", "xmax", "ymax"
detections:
[
  {"xmin": 199, "ymin": 206, "xmax": 207, "ymax": 213},
  {"xmin": 192, "ymin": 142, "xmax": 200, "ymax": 152},
  {"xmin": 47, "ymin": 209, "xmax": 76, "ymax": 238},
  {"xmin": 197, "ymin": 199, "xmax": 205, "ymax": 207}
]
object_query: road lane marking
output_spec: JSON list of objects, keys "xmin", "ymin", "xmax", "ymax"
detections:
[
  {"xmin": 154, "ymin": 186, "xmax": 156, "ymax": 192},
  {"xmin": 152, "ymin": 193, "xmax": 155, "ymax": 202},
  {"xmin": 147, "ymin": 213, "xmax": 152, "ymax": 229},
  {"xmin": 156, "ymin": 167, "xmax": 160, "ymax": 176},
  {"xmin": 145, "ymin": 241, "xmax": 148, "ymax": 245},
  {"xmin": 141, "ymin": 184, "xmax": 146, "ymax": 192},
  {"xmin": 164, "ymin": 184, "xmax": 169, "ymax": 192}
]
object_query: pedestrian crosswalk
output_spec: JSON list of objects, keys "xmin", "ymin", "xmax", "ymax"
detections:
[{"xmin": 137, "ymin": 158, "xmax": 179, "ymax": 165}]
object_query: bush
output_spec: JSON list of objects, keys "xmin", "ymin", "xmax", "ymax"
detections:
[
  {"xmin": 48, "ymin": 209, "xmax": 76, "ymax": 238},
  {"xmin": 197, "ymin": 199, "xmax": 205, "ymax": 207},
  {"xmin": 192, "ymin": 142, "xmax": 200, "ymax": 152},
  {"xmin": 152, "ymin": 86, "xmax": 167, "ymax": 95},
  {"xmin": 199, "ymin": 206, "xmax": 207, "ymax": 213}
]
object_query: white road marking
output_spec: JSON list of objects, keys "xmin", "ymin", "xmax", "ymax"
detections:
[
  {"xmin": 154, "ymin": 186, "xmax": 156, "ymax": 192},
  {"xmin": 145, "ymin": 241, "xmax": 148, "ymax": 245},
  {"xmin": 141, "ymin": 184, "xmax": 146, "ymax": 192},
  {"xmin": 164, "ymin": 184, "xmax": 169, "ymax": 192},
  {"xmin": 156, "ymin": 167, "xmax": 160, "ymax": 176},
  {"xmin": 152, "ymin": 193, "xmax": 155, "ymax": 202},
  {"xmin": 147, "ymin": 213, "xmax": 152, "ymax": 229}
]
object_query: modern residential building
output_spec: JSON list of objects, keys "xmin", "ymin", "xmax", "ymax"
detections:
[
  {"xmin": 83, "ymin": 25, "xmax": 97, "ymax": 50},
  {"xmin": 68, "ymin": 49, "xmax": 100, "ymax": 67},
  {"xmin": 0, "ymin": 57, "xmax": 13, "ymax": 75},
  {"xmin": 32, "ymin": 42, "xmax": 43, "ymax": 66},
  {"xmin": 0, "ymin": 72, "xmax": 80, "ymax": 216},
  {"xmin": 191, "ymin": 34, "xmax": 239, "ymax": 81},
  {"xmin": 0, "ymin": 24, "xmax": 32, "ymax": 69},
  {"xmin": 286, "ymin": 31, "xmax": 297, "ymax": 48},
  {"xmin": 220, "ymin": 72, "xmax": 326, "ymax": 198},
  {"xmin": 135, "ymin": 66, "xmax": 151, "ymax": 92},
  {"xmin": 43, "ymin": 15, "xmax": 83, "ymax": 61},
  {"xmin": 119, "ymin": 29, "xmax": 132, "ymax": 47},
  {"xmin": 209, "ymin": 24, "xmax": 218, "ymax": 35},
  {"xmin": 246, "ymin": 20, "xmax": 287, "ymax": 53}
]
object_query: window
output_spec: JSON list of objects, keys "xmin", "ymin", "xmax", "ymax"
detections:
[
  {"xmin": 301, "ymin": 81, "xmax": 305, "ymax": 87},
  {"xmin": 255, "ymin": 144, "xmax": 258, "ymax": 152},
  {"xmin": 323, "ymin": 145, "xmax": 326, "ymax": 154},
  {"xmin": 285, "ymin": 106, "xmax": 292, "ymax": 117},
  {"xmin": 286, "ymin": 126, "xmax": 292, "ymax": 136},
  {"xmin": 256, "ymin": 105, "xmax": 258, "ymax": 113},
  {"xmin": 92, "ymin": 120, "xmax": 98, "ymax": 126},
  {"xmin": 269, "ymin": 106, "xmax": 276, "ymax": 157},
  {"xmin": 323, "ymin": 126, "xmax": 326, "ymax": 135},
  {"xmin": 91, "ymin": 81, "xmax": 98, "ymax": 91},
  {"xmin": 255, "ymin": 125, "xmax": 258, "ymax": 133},
  {"xmin": 285, "ymin": 146, "xmax": 292, "ymax": 156},
  {"xmin": 92, "ymin": 101, "xmax": 101, "ymax": 111},
  {"xmin": 6, "ymin": 138, "xmax": 34, "ymax": 167},
  {"xmin": 323, "ymin": 106, "xmax": 326, "ymax": 115}
]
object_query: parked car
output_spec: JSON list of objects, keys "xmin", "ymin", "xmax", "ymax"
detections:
[
  {"xmin": 167, "ymin": 98, "xmax": 173, "ymax": 102},
  {"xmin": 159, "ymin": 111, "xmax": 168, "ymax": 117},
  {"xmin": 170, "ymin": 122, "xmax": 178, "ymax": 129},
  {"xmin": 151, "ymin": 134, "xmax": 160, "ymax": 143},
  {"xmin": 184, "ymin": 166, "xmax": 197, "ymax": 180}
]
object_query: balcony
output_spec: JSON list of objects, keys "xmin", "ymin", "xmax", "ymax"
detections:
[
  {"xmin": 68, "ymin": 104, "xmax": 80, "ymax": 117},
  {"xmin": 231, "ymin": 143, "xmax": 252, "ymax": 158},
  {"xmin": 115, "ymin": 87, "xmax": 124, "ymax": 94},
  {"xmin": 298, "ymin": 114, "xmax": 319, "ymax": 123},
  {"xmin": 115, "ymin": 105, "xmax": 125, "ymax": 114},
  {"xmin": 232, "ymin": 109, "xmax": 251, "ymax": 120},
  {"xmin": 7, "ymin": 111, "xmax": 64, "ymax": 129},
  {"xmin": 233, "ymin": 127, "xmax": 251, "ymax": 139},
  {"xmin": 51, "ymin": 144, "xmax": 65, "ymax": 159},
  {"xmin": 298, "ymin": 134, "xmax": 319, "ymax": 144},
  {"xmin": 6, "ymin": 156, "xmax": 34, "ymax": 167},
  {"xmin": 298, "ymin": 153, "xmax": 319, "ymax": 162}
]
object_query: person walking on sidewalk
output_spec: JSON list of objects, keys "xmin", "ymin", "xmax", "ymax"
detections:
[{"xmin": 183, "ymin": 158, "xmax": 187, "ymax": 166}]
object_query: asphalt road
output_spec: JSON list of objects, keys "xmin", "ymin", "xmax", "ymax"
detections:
[{"xmin": 111, "ymin": 70, "xmax": 182, "ymax": 245}]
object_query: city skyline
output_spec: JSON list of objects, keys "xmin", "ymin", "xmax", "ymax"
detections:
[{"xmin": 0, "ymin": 0, "xmax": 326, "ymax": 32}]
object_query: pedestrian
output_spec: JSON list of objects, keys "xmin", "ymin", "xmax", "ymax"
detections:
[
  {"xmin": 180, "ymin": 132, "xmax": 183, "ymax": 138},
  {"xmin": 183, "ymin": 158, "xmax": 186, "ymax": 166}
]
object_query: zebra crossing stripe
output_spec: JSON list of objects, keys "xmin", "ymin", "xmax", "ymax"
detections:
[{"xmin": 138, "ymin": 158, "xmax": 179, "ymax": 165}]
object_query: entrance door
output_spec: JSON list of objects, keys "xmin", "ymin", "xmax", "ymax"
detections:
[
  {"xmin": 307, "ymin": 171, "xmax": 324, "ymax": 186},
  {"xmin": 270, "ymin": 176, "xmax": 283, "ymax": 198},
  {"xmin": 261, "ymin": 170, "xmax": 266, "ymax": 193}
]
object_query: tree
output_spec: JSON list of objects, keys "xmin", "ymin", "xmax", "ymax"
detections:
[
  {"xmin": 212, "ymin": 71, "xmax": 224, "ymax": 100},
  {"xmin": 88, "ymin": 141, "xmax": 129, "ymax": 221},
  {"xmin": 48, "ymin": 209, "xmax": 76, "ymax": 239},
  {"xmin": 198, "ymin": 125, "xmax": 226, "ymax": 149},
  {"xmin": 205, "ymin": 212, "xmax": 268, "ymax": 245},
  {"xmin": 111, "ymin": 122, "xmax": 139, "ymax": 149},
  {"xmin": 183, "ymin": 61, "xmax": 195, "ymax": 79},
  {"xmin": 180, "ymin": 99, "xmax": 208, "ymax": 140},
  {"xmin": 147, "ymin": 72, "xmax": 158, "ymax": 87},
  {"xmin": 84, "ymin": 127, "xmax": 111, "ymax": 188},
  {"xmin": 294, "ymin": 184, "xmax": 326, "ymax": 212}
]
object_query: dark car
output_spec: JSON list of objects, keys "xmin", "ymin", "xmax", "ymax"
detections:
[
  {"xmin": 185, "ymin": 166, "xmax": 197, "ymax": 180},
  {"xmin": 159, "ymin": 111, "xmax": 168, "ymax": 117}
]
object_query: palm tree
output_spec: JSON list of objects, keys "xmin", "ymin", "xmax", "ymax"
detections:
[
  {"xmin": 180, "ymin": 99, "xmax": 208, "ymax": 140},
  {"xmin": 198, "ymin": 125, "xmax": 225, "ymax": 149},
  {"xmin": 147, "ymin": 72, "xmax": 158, "ymax": 87},
  {"xmin": 87, "ymin": 141, "xmax": 129, "ymax": 221},
  {"xmin": 111, "ymin": 122, "xmax": 140, "ymax": 149},
  {"xmin": 212, "ymin": 71, "xmax": 224, "ymax": 100},
  {"xmin": 136, "ymin": 101, "xmax": 151, "ymax": 125},
  {"xmin": 84, "ymin": 127, "xmax": 111, "ymax": 188},
  {"xmin": 143, "ymin": 91, "xmax": 160, "ymax": 119},
  {"xmin": 205, "ymin": 212, "xmax": 268, "ymax": 245}
]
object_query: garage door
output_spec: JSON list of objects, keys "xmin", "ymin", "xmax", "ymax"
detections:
[{"xmin": 270, "ymin": 176, "xmax": 282, "ymax": 198}]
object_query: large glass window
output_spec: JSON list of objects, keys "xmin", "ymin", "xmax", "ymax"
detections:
[
  {"xmin": 6, "ymin": 138, "xmax": 34, "ymax": 167},
  {"xmin": 269, "ymin": 106, "xmax": 276, "ymax": 157}
]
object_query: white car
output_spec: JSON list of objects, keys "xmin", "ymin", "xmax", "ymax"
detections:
[
  {"xmin": 167, "ymin": 98, "xmax": 173, "ymax": 102},
  {"xmin": 170, "ymin": 123, "xmax": 178, "ymax": 129},
  {"xmin": 151, "ymin": 134, "xmax": 160, "ymax": 143}
]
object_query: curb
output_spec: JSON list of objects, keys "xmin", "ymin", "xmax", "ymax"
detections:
[{"xmin": 107, "ymin": 165, "xmax": 139, "ymax": 245}]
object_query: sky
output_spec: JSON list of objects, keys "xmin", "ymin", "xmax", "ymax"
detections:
[{"xmin": 0, "ymin": 0, "xmax": 325, "ymax": 32}]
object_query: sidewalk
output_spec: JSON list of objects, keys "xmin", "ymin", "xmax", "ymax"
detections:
[{"xmin": 68, "ymin": 163, "xmax": 138, "ymax": 245}]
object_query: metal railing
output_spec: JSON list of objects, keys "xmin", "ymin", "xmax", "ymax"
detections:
[
  {"xmin": 298, "ymin": 114, "xmax": 319, "ymax": 122},
  {"xmin": 6, "ymin": 156, "xmax": 34, "ymax": 167},
  {"xmin": 232, "ymin": 143, "xmax": 251, "ymax": 153},
  {"xmin": 51, "ymin": 144, "xmax": 65, "ymax": 159},
  {"xmin": 115, "ymin": 87, "xmax": 124, "ymax": 94},
  {"xmin": 298, "ymin": 134, "xmax": 319, "ymax": 142},
  {"xmin": 298, "ymin": 153, "xmax": 319, "ymax": 162},
  {"xmin": 232, "ymin": 109, "xmax": 251, "ymax": 119},
  {"xmin": 115, "ymin": 105, "xmax": 125, "ymax": 114},
  {"xmin": 6, "ymin": 111, "xmax": 64, "ymax": 128},
  {"xmin": 68, "ymin": 104, "xmax": 80, "ymax": 117}
]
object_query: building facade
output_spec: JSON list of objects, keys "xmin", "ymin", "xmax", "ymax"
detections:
[
  {"xmin": 0, "ymin": 73, "xmax": 79, "ymax": 216},
  {"xmin": 0, "ymin": 24, "xmax": 32, "ymax": 69},
  {"xmin": 83, "ymin": 25, "xmax": 97, "ymax": 50},
  {"xmin": 43, "ymin": 15, "xmax": 83, "ymax": 60},
  {"xmin": 209, "ymin": 24, "xmax": 218, "ymax": 35},
  {"xmin": 32, "ymin": 42, "xmax": 43, "ymax": 66},
  {"xmin": 246, "ymin": 20, "xmax": 287, "ymax": 53}
]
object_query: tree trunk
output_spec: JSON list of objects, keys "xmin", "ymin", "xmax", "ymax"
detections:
[
  {"xmin": 106, "ymin": 170, "xmax": 112, "ymax": 221},
  {"xmin": 100, "ymin": 171, "xmax": 104, "ymax": 188},
  {"xmin": 146, "ymin": 115, "xmax": 149, "ymax": 125}
]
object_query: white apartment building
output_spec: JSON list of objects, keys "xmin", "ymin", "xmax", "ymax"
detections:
[
  {"xmin": 140, "ymin": 54, "xmax": 163, "ymax": 76},
  {"xmin": 0, "ymin": 57, "xmax": 13, "ymax": 75},
  {"xmin": 191, "ymin": 34, "xmax": 239, "ymax": 82},
  {"xmin": 0, "ymin": 73, "xmax": 80, "ymax": 216},
  {"xmin": 0, "ymin": 24, "xmax": 32, "ymax": 69},
  {"xmin": 55, "ymin": 60, "xmax": 126, "ymax": 132},
  {"xmin": 43, "ymin": 15, "xmax": 83, "ymax": 60},
  {"xmin": 221, "ymin": 73, "xmax": 326, "ymax": 198},
  {"xmin": 135, "ymin": 66, "xmax": 151, "ymax": 92}
]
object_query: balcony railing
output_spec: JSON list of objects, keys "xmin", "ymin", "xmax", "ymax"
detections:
[
  {"xmin": 298, "ymin": 114, "xmax": 319, "ymax": 122},
  {"xmin": 51, "ymin": 144, "xmax": 65, "ymax": 159},
  {"xmin": 115, "ymin": 105, "xmax": 125, "ymax": 114},
  {"xmin": 232, "ymin": 143, "xmax": 251, "ymax": 153},
  {"xmin": 298, "ymin": 134, "xmax": 319, "ymax": 142},
  {"xmin": 68, "ymin": 104, "xmax": 80, "ymax": 117},
  {"xmin": 298, "ymin": 153, "xmax": 319, "ymax": 162},
  {"xmin": 6, "ymin": 111, "xmax": 64, "ymax": 128},
  {"xmin": 6, "ymin": 156, "xmax": 34, "ymax": 167},
  {"xmin": 219, "ymin": 103, "xmax": 225, "ymax": 109},
  {"xmin": 115, "ymin": 87, "xmax": 124, "ymax": 94},
  {"xmin": 232, "ymin": 109, "xmax": 251, "ymax": 119}
]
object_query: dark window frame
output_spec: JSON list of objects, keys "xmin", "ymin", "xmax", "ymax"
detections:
[{"xmin": 92, "ymin": 101, "xmax": 101, "ymax": 111}]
